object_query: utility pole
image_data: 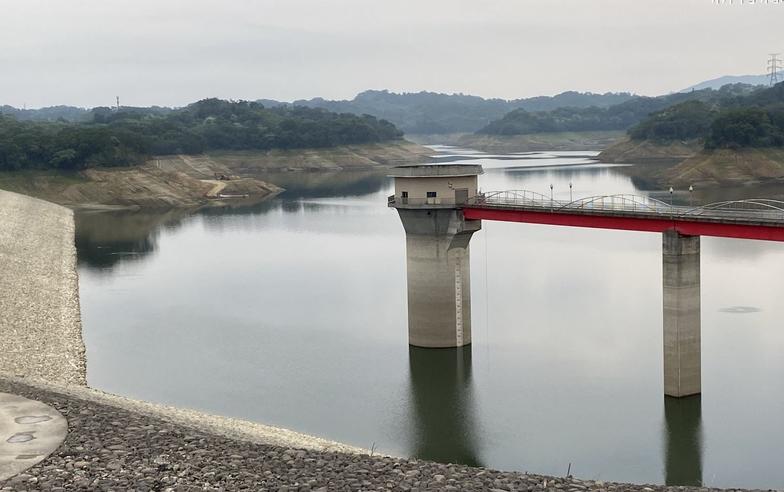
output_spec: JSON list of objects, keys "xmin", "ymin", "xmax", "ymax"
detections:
[{"xmin": 768, "ymin": 53, "xmax": 781, "ymax": 86}]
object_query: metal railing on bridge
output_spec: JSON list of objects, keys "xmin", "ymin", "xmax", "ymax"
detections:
[{"xmin": 467, "ymin": 191, "xmax": 784, "ymax": 225}]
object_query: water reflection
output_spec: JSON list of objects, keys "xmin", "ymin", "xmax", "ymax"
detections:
[
  {"xmin": 664, "ymin": 396, "xmax": 703, "ymax": 486},
  {"xmin": 408, "ymin": 346, "xmax": 483, "ymax": 467},
  {"xmin": 75, "ymin": 209, "xmax": 193, "ymax": 270},
  {"xmin": 255, "ymin": 170, "xmax": 387, "ymax": 198}
]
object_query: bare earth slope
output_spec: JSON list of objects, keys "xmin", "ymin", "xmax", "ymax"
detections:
[
  {"xmin": 191, "ymin": 140, "xmax": 434, "ymax": 173},
  {"xmin": 598, "ymin": 138, "xmax": 703, "ymax": 164},
  {"xmin": 0, "ymin": 190, "xmax": 85, "ymax": 385},
  {"xmin": 456, "ymin": 131, "xmax": 625, "ymax": 153},
  {"xmin": 0, "ymin": 165, "xmax": 280, "ymax": 210},
  {"xmin": 665, "ymin": 148, "xmax": 784, "ymax": 186},
  {"xmin": 0, "ymin": 141, "xmax": 431, "ymax": 210}
]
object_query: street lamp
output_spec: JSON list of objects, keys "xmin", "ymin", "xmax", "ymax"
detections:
[
  {"xmin": 689, "ymin": 185, "xmax": 694, "ymax": 207},
  {"xmin": 669, "ymin": 186, "xmax": 674, "ymax": 217},
  {"xmin": 550, "ymin": 183, "xmax": 554, "ymax": 210},
  {"xmin": 569, "ymin": 182, "xmax": 573, "ymax": 202}
]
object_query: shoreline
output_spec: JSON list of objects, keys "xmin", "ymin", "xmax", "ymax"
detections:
[{"xmin": 0, "ymin": 140, "xmax": 432, "ymax": 212}]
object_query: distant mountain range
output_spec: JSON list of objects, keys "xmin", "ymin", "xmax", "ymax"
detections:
[
  {"xmin": 682, "ymin": 74, "xmax": 771, "ymax": 92},
  {"xmin": 477, "ymin": 83, "xmax": 762, "ymax": 137},
  {"xmin": 262, "ymin": 90, "xmax": 636, "ymax": 134}
]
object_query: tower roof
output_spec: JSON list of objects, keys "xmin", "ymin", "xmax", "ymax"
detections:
[{"xmin": 388, "ymin": 164, "xmax": 484, "ymax": 178}]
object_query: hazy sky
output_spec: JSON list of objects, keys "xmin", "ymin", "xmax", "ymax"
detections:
[{"xmin": 2, "ymin": 0, "xmax": 783, "ymax": 108}]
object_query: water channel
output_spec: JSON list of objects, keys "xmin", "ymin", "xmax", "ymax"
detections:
[{"xmin": 75, "ymin": 146, "xmax": 784, "ymax": 489}]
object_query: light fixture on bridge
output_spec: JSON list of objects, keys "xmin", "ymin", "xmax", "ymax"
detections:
[
  {"xmin": 550, "ymin": 184, "xmax": 554, "ymax": 210},
  {"xmin": 669, "ymin": 187, "xmax": 674, "ymax": 213},
  {"xmin": 689, "ymin": 185, "xmax": 694, "ymax": 207},
  {"xmin": 569, "ymin": 182, "xmax": 573, "ymax": 202}
]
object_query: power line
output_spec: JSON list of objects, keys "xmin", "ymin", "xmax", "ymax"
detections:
[{"xmin": 768, "ymin": 53, "xmax": 781, "ymax": 86}]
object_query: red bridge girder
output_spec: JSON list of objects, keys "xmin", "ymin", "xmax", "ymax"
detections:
[{"xmin": 462, "ymin": 207, "xmax": 784, "ymax": 242}]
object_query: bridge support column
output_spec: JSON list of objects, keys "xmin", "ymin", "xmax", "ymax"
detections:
[
  {"xmin": 663, "ymin": 229, "xmax": 701, "ymax": 397},
  {"xmin": 397, "ymin": 209, "xmax": 481, "ymax": 347}
]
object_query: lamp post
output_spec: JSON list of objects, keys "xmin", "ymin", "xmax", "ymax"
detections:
[
  {"xmin": 669, "ymin": 186, "xmax": 674, "ymax": 218},
  {"xmin": 689, "ymin": 185, "xmax": 694, "ymax": 207},
  {"xmin": 569, "ymin": 182, "xmax": 573, "ymax": 202},
  {"xmin": 550, "ymin": 183, "xmax": 554, "ymax": 211}
]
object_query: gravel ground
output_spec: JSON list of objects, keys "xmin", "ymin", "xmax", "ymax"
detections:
[
  {"xmin": 0, "ymin": 377, "xmax": 745, "ymax": 492},
  {"xmin": 0, "ymin": 190, "xmax": 85, "ymax": 386}
]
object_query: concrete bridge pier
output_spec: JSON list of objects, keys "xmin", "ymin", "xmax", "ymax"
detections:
[
  {"xmin": 398, "ymin": 209, "xmax": 481, "ymax": 347},
  {"xmin": 662, "ymin": 229, "xmax": 701, "ymax": 397}
]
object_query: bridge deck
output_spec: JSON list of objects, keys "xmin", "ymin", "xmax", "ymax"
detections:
[{"xmin": 390, "ymin": 192, "xmax": 784, "ymax": 242}]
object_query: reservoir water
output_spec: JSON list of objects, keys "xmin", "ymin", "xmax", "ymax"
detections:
[{"xmin": 75, "ymin": 147, "xmax": 784, "ymax": 489}]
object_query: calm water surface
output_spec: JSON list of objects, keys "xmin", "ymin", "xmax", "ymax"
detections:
[{"xmin": 76, "ymin": 147, "xmax": 784, "ymax": 489}]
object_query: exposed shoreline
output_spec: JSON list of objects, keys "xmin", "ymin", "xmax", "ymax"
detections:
[
  {"xmin": 409, "ymin": 131, "xmax": 625, "ymax": 153},
  {"xmin": 0, "ymin": 140, "xmax": 433, "ymax": 212}
]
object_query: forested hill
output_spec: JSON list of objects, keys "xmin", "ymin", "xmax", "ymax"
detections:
[
  {"xmin": 282, "ymin": 90, "xmax": 635, "ymax": 134},
  {"xmin": 628, "ymin": 82, "xmax": 784, "ymax": 149},
  {"xmin": 0, "ymin": 105, "xmax": 91, "ymax": 122},
  {"xmin": 0, "ymin": 99, "xmax": 403, "ymax": 171},
  {"xmin": 477, "ymin": 84, "xmax": 761, "ymax": 136}
]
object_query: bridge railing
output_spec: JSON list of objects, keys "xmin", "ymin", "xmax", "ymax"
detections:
[
  {"xmin": 471, "ymin": 191, "xmax": 673, "ymax": 214},
  {"xmin": 469, "ymin": 192, "xmax": 784, "ymax": 223}
]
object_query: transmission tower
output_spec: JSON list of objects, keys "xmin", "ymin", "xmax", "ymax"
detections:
[{"xmin": 768, "ymin": 53, "xmax": 781, "ymax": 86}]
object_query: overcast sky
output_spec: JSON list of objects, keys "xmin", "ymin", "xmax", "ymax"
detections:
[{"xmin": 2, "ymin": 0, "xmax": 782, "ymax": 108}]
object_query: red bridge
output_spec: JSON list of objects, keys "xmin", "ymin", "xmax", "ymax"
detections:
[{"xmin": 461, "ymin": 191, "xmax": 784, "ymax": 242}]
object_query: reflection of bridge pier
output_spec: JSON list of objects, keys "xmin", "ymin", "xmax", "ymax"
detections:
[{"xmin": 664, "ymin": 395, "xmax": 703, "ymax": 486}]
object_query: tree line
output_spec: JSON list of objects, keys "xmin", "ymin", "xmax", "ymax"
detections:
[
  {"xmin": 628, "ymin": 83, "xmax": 784, "ymax": 149},
  {"xmin": 475, "ymin": 84, "xmax": 762, "ymax": 138},
  {"xmin": 289, "ymin": 89, "xmax": 636, "ymax": 134},
  {"xmin": 0, "ymin": 99, "xmax": 402, "ymax": 171}
]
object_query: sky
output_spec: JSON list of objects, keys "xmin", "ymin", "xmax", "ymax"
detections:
[{"xmin": 2, "ymin": 0, "xmax": 783, "ymax": 108}]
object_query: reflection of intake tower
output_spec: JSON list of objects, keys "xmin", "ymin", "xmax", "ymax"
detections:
[
  {"xmin": 408, "ymin": 346, "xmax": 482, "ymax": 465},
  {"xmin": 388, "ymin": 165, "xmax": 483, "ymax": 347}
]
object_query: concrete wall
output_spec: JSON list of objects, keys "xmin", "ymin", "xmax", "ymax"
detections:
[
  {"xmin": 0, "ymin": 190, "xmax": 85, "ymax": 385},
  {"xmin": 397, "ymin": 209, "xmax": 480, "ymax": 347},
  {"xmin": 394, "ymin": 176, "xmax": 478, "ymax": 204},
  {"xmin": 662, "ymin": 229, "xmax": 701, "ymax": 397}
]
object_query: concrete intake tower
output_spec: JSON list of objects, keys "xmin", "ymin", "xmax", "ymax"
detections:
[{"xmin": 388, "ymin": 165, "xmax": 483, "ymax": 348}]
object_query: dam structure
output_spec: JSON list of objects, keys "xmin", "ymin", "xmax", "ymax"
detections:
[{"xmin": 389, "ymin": 164, "xmax": 784, "ymax": 397}]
